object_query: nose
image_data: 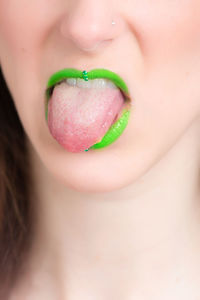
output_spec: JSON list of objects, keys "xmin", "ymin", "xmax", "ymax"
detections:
[{"xmin": 59, "ymin": 0, "xmax": 123, "ymax": 52}]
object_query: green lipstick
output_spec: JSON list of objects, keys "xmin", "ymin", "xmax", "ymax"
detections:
[{"xmin": 45, "ymin": 68, "xmax": 132, "ymax": 152}]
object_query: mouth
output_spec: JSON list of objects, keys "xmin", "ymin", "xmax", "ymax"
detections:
[
  {"xmin": 46, "ymin": 68, "xmax": 131, "ymax": 100},
  {"xmin": 45, "ymin": 68, "xmax": 133, "ymax": 152}
]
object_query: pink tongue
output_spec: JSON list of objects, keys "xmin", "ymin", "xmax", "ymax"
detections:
[{"xmin": 48, "ymin": 82, "xmax": 124, "ymax": 152}]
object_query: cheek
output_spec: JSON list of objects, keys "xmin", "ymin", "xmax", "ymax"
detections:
[
  {"xmin": 131, "ymin": 0, "xmax": 200, "ymax": 63},
  {"xmin": 121, "ymin": 1, "xmax": 200, "ymax": 155},
  {"xmin": 131, "ymin": 1, "xmax": 200, "ymax": 105},
  {"xmin": 0, "ymin": 2, "xmax": 35, "ymax": 56},
  {"xmin": 0, "ymin": 0, "xmax": 59, "ymax": 65},
  {"xmin": 0, "ymin": 1, "xmax": 41, "ymax": 89},
  {"xmin": 0, "ymin": 0, "xmax": 59, "ymax": 124}
]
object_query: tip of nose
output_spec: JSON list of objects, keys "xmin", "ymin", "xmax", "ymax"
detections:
[{"xmin": 60, "ymin": 14, "xmax": 116, "ymax": 53}]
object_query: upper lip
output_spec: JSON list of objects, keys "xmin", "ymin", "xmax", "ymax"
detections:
[{"xmin": 45, "ymin": 68, "xmax": 132, "ymax": 103}]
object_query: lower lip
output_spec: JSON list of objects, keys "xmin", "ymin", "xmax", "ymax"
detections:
[{"xmin": 87, "ymin": 104, "xmax": 131, "ymax": 151}]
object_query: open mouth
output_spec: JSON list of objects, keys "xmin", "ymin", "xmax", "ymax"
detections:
[
  {"xmin": 47, "ymin": 77, "xmax": 126, "ymax": 102},
  {"xmin": 46, "ymin": 68, "xmax": 131, "ymax": 101},
  {"xmin": 45, "ymin": 68, "xmax": 132, "ymax": 152}
]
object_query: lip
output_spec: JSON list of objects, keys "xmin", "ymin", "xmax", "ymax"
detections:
[{"xmin": 45, "ymin": 68, "xmax": 132, "ymax": 103}]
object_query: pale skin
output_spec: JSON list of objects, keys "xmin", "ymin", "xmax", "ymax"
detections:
[{"xmin": 0, "ymin": 0, "xmax": 200, "ymax": 299}]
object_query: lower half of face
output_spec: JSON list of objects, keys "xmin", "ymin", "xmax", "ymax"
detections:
[{"xmin": 0, "ymin": 0, "xmax": 200, "ymax": 193}]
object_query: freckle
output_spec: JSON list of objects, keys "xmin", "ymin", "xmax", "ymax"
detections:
[{"xmin": 94, "ymin": 255, "xmax": 101, "ymax": 261}]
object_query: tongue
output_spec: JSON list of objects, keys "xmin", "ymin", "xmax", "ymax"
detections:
[{"xmin": 47, "ymin": 82, "xmax": 124, "ymax": 152}]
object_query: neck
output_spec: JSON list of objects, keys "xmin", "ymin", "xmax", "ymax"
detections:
[{"xmin": 27, "ymin": 119, "xmax": 200, "ymax": 298}]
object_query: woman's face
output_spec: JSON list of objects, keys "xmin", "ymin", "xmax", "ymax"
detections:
[{"xmin": 0, "ymin": 0, "xmax": 200, "ymax": 192}]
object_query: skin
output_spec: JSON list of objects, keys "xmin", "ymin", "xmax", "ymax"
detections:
[{"xmin": 0, "ymin": 0, "xmax": 200, "ymax": 299}]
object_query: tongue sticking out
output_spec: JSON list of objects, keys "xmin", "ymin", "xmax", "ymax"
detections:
[{"xmin": 47, "ymin": 82, "xmax": 125, "ymax": 152}]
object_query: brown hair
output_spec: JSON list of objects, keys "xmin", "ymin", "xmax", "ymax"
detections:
[{"xmin": 0, "ymin": 67, "xmax": 34, "ymax": 297}]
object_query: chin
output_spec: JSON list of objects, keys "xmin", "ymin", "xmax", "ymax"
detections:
[{"xmin": 38, "ymin": 139, "xmax": 153, "ymax": 194}]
